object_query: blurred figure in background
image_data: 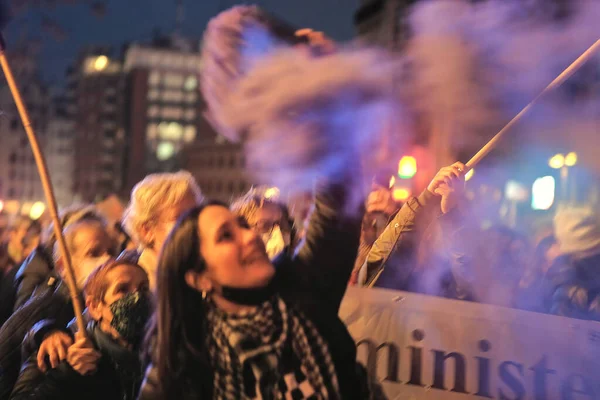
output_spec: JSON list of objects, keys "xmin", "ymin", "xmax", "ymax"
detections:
[
  {"xmin": 231, "ymin": 187, "xmax": 296, "ymax": 260},
  {"xmin": 13, "ymin": 206, "xmax": 106, "ymax": 311},
  {"xmin": 548, "ymin": 206, "xmax": 600, "ymax": 320},
  {"xmin": 0, "ymin": 215, "xmax": 114, "ymax": 399},
  {"xmin": 122, "ymin": 171, "xmax": 203, "ymax": 291},
  {"xmin": 349, "ymin": 174, "xmax": 398, "ymax": 286}
]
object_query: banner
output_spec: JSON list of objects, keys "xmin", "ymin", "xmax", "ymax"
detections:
[{"xmin": 339, "ymin": 287, "xmax": 600, "ymax": 399}]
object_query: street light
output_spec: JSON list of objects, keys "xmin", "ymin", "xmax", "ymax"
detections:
[
  {"xmin": 548, "ymin": 152, "xmax": 577, "ymax": 203},
  {"xmin": 565, "ymin": 152, "xmax": 578, "ymax": 167}
]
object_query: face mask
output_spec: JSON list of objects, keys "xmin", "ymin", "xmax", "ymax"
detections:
[
  {"xmin": 261, "ymin": 225, "xmax": 288, "ymax": 260},
  {"xmin": 76, "ymin": 255, "xmax": 111, "ymax": 289},
  {"xmin": 109, "ymin": 291, "xmax": 152, "ymax": 346}
]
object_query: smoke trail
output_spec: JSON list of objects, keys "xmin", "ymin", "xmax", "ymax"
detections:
[
  {"xmin": 221, "ymin": 46, "xmax": 408, "ymax": 214},
  {"xmin": 395, "ymin": 0, "xmax": 600, "ymax": 309}
]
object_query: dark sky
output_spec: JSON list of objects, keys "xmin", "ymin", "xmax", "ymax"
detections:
[{"xmin": 4, "ymin": 0, "xmax": 359, "ymax": 86}]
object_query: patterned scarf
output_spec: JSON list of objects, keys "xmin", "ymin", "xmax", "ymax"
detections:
[{"xmin": 207, "ymin": 296, "xmax": 340, "ymax": 399}]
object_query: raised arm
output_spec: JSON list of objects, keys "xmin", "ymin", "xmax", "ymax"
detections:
[{"xmin": 275, "ymin": 181, "xmax": 362, "ymax": 314}]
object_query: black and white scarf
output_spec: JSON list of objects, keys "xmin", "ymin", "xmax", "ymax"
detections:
[{"xmin": 207, "ymin": 296, "xmax": 340, "ymax": 399}]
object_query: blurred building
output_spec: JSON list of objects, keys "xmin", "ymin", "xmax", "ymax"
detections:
[
  {"xmin": 68, "ymin": 46, "xmax": 127, "ymax": 203},
  {"xmin": 45, "ymin": 96, "xmax": 75, "ymax": 208},
  {"xmin": 183, "ymin": 138, "xmax": 252, "ymax": 202},
  {"xmin": 122, "ymin": 35, "xmax": 215, "ymax": 195},
  {"xmin": 0, "ymin": 50, "xmax": 49, "ymax": 209}
]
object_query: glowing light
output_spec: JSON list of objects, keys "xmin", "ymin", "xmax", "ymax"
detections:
[
  {"xmin": 94, "ymin": 55, "xmax": 109, "ymax": 71},
  {"xmin": 183, "ymin": 126, "xmax": 197, "ymax": 143},
  {"xmin": 465, "ymin": 168, "xmax": 474, "ymax": 182},
  {"xmin": 548, "ymin": 154, "xmax": 565, "ymax": 169},
  {"xmin": 29, "ymin": 202, "xmax": 46, "ymax": 220},
  {"xmin": 565, "ymin": 152, "xmax": 578, "ymax": 167},
  {"xmin": 388, "ymin": 176, "xmax": 396, "ymax": 189},
  {"xmin": 505, "ymin": 180, "xmax": 528, "ymax": 202},
  {"xmin": 4, "ymin": 201, "xmax": 19, "ymax": 214},
  {"xmin": 0, "ymin": 200, "xmax": 3, "ymax": 213},
  {"xmin": 531, "ymin": 176, "xmax": 555, "ymax": 210},
  {"xmin": 184, "ymin": 76, "xmax": 198, "ymax": 91},
  {"xmin": 398, "ymin": 156, "xmax": 417, "ymax": 179},
  {"xmin": 392, "ymin": 188, "xmax": 411, "ymax": 202},
  {"xmin": 156, "ymin": 142, "xmax": 175, "ymax": 161},
  {"xmin": 264, "ymin": 187, "xmax": 280, "ymax": 199},
  {"xmin": 20, "ymin": 202, "xmax": 33, "ymax": 216}
]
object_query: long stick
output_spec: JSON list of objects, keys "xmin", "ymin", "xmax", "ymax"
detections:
[
  {"xmin": 0, "ymin": 37, "xmax": 86, "ymax": 335},
  {"xmin": 466, "ymin": 39, "xmax": 600, "ymax": 169}
]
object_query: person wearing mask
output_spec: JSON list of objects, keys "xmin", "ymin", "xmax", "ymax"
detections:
[
  {"xmin": 13, "ymin": 206, "xmax": 106, "ymax": 311},
  {"xmin": 10, "ymin": 258, "xmax": 152, "ymax": 400},
  {"xmin": 122, "ymin": 171, "xmax": 203, "ymax": 291},
  {"xmin": 0, "ymin": 217, "xmax": 114, "ymax": 400},
  {"xmin": 231, "ymin": 188, "xmax": 295, "ymax": 260}
]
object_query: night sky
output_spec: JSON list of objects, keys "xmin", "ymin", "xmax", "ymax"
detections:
[{"xmin": 4, "ymin": 0, "xmax": 359, "ymax": 86}]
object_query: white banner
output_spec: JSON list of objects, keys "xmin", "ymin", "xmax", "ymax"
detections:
[{"xmin": 339, "ymin": 287, "xmax": 600, "ymax": 399}]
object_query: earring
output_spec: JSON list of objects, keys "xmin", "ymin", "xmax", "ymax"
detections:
[{"xmin": 202, "ymin": 290, "xmax": 209, "ymax": 300}]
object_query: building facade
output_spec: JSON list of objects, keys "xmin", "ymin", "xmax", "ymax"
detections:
[
  {"xmin": 0, "ymin": 50, "xmax": 49, "ymax": 208},
  {"xmin": 69, "ymin": 47, "xmax": 127, "ymax": 203},
  {"xmin": 183, "ymin": 138, "xmax": 251, "ymax": 202},
  {"xmin": 122, "ymin": 36, "xmax": 215, "ymax": 194}
]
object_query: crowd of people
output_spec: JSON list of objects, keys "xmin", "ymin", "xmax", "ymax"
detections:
[
  {"xmin": 0, "ymin": 4, "xmax": 597, "ymax": 399},
  {"xmin": 0, "ymin": 161, "xmax": 595, "ymax": 399}
]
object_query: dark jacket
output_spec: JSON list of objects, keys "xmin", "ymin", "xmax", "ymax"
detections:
[
  {"xmin": 137, "ymin": 183, "xmax": 371, "ymax": 400},
  {"xmin": 13, "ymin": 246, "xmax": 54, "ymax": 311},
  {"xmin": 548, "ymin": 253, "xmax": 600, "ymax": 321},
  {"xmin": 0, "ymin": 280, "xmax": 77, "ymax": 400},
  {"xmin": 0, "ymin": 268, "xmax": 17, "ymax": 328},
  {"xmin": 0, "ymin": 243, "xmax": 19, "ymax": 327},
  {"xmin": 10, "ymin": 321, "xmax": 143, "ymax": 400}
]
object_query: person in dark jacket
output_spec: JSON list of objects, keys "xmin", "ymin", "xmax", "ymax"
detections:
[
  {"xmin": 13, "ymin": 205, "xmax": 106, "ymax": 310},
  {"xmin": 138, "ymin": 180, "xmax": 380, "ymax": 399},
  {"xmin": 0, "ymin": 217, "xmax": 114, "ymax": 400},
  {"xmin": 10, "ymin": 258, "xmax": 152, "ymax": 400}
]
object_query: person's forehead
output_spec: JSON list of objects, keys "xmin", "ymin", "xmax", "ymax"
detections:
[
  {"xmin": 106, "ymin": 264, "xmax": 148, "ymax": 285},
  {"xmin": 198, "ymin": 205, "xmax": 232, "ymax": 236},
  {"xmin": 73, "ymin": 225, "xmax": 105, "ymax": 246}
]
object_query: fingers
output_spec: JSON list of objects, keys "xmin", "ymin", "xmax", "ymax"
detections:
[
  {"xmin": 37, "ymin": 332, "xmax": 73, "ymax": 371},
  {"xmin": 37, "ymin": 348, "xmax": 47, "ymax": 372}
]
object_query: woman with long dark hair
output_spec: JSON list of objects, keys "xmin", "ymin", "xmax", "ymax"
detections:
[{"xmin": 138, "ymin": 185, "xmax": 380, "ymax": 399}]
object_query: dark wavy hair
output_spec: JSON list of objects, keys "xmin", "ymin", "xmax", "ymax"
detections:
[{"xmin": 145, "ymin": 200, "xmax": 228, "ymax": 398}]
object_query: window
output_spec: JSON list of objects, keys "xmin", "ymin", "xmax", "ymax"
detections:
[
  {"xmin": 161, "ymin": 90, "xmax": 184, "ymax": 103},
  {"xmin": 163, "ymin": 73, "xmax": 184, "ymax": 88},
  {"xmin": 161, "ymin": 107, "xmax": 183, "ymax": 120},
  {"xmin": 148, "ymin": 71, "xmax": 161, "ymax": 86},
  {"xmin": 184, "ymin": 76, "xmax": 198, "ymax": 91},
  {"xmin": 147, "ymin": 105, "xmax": 160, "ymax": 118},
  {"xmin": 148, "ymin": 89, "xmax": 159, "ymax": 101},
  {"xmin": 229, "ymin": 156, "xmax": 236, "ymax": 168},
  {"xmin": 146, "ymin": 124, "xmax": 158, "ymax": 140},
  {"xmin": 185, "ymin": 92, "xmax": 197, "ymax": 103},
  {"xmin": 184, "ymin": 109, "xmax": 196, "ymax": 120},
  {"xmin": 158, "ymin": 122, "xmax": 183, "ymax": 140},
  {"xmin": 183, "ymin": 126, "xmax": 196, "ymax": 143}
]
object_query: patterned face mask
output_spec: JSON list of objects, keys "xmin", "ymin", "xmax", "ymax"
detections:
[{"xmin": 108, "ymin": 291, "xmax": 152, "ymax": 346}]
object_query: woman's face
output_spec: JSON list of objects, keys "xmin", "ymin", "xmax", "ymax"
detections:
[{"xmin": 194, "ymin": 205, "xmax": 275, "ymax": 293}]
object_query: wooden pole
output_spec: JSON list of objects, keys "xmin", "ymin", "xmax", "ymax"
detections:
[
  {"xmin": 0, "ymin": 36, "xmax": 86, "ymax": 335},
  {"xmin": 466, "ymin": 39, "xmax": 600, "ymax": 169}
]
